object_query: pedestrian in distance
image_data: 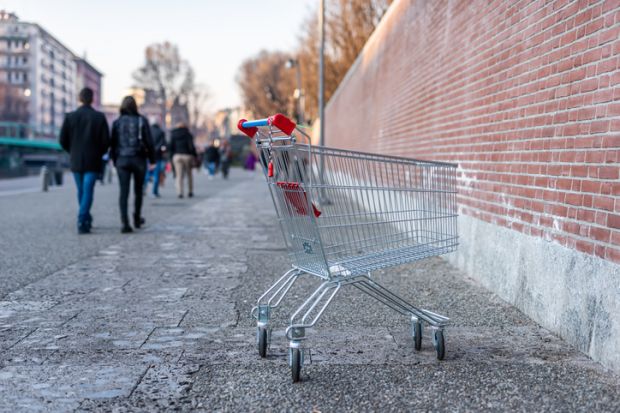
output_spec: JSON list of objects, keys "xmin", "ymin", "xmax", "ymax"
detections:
[
  {"xmin": 204, "ymin": 140, "xmax": 220, "ymax": 179},
  {"xmin": 59, "ymin": 87, "xmax": 110, "ymax": 234},
  {"xmin": 98, "ymin": 152, "xmax": 110, "ymax": 185},
  {"xmin": 146, "ymin": 123, "xmax": 167, "ymax": 197},
  {"xmin": 219, "ymin": 139, "xmax": 232, "ymax": 179},
  {"xmin": 169, "ymin": 122, "xmax": 197, "ymax": 198},
  {"xmin": 244, "ymin": 150, "xmax": 257, "ymax": 172},
  {"xmin": 110, "ymin": 96, "xmax": 156, "ymax": 233}
]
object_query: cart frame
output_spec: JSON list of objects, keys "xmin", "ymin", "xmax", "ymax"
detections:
[{"xmin": 239, "ymin": 114, "xmax": 458, "ymax": 382}]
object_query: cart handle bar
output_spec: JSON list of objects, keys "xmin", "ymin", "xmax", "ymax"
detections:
[{"xmin": 237, "ymin": 113, "xmax": 296, "ymax": 138}]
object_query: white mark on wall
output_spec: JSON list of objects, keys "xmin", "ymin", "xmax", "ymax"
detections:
[{"xmin": 457, "ymin": 163, "xmax": 474, "ymax": 187}]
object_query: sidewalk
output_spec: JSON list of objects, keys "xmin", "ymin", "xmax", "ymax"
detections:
[{"xmin": 0, "ymin": 170, "xmax": 618, "ymax": 411}]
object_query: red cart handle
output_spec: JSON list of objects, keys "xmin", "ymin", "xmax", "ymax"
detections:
[
  {"xmin": 237, "ymin": 119, "xmax": 258, "ymax": 138},
  {"xmin": 238, "ymin": 113, "xmax": 296, "ymax": 137}
]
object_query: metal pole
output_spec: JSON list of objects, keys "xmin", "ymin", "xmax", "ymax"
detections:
[
  {"xmin": 295, "ymin": 65, "xmax": 305, "ymax": 125},
  {"xmin": 318, "ymin": 0, "xmax": 329, "ymax": 204},
  {"xmin": 40, "ymin": 165, "xmax": 49, "ymax": 192},
  {"xmin": 318, "ymin": 0, "xmax": 325, "ymax": 147}
]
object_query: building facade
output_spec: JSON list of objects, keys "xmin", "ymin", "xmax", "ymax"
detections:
[
  {"xmin": 322, "ymin": 0, "xmax": 620, "ymax": 372},
  {"xmin": 0, "ymin": 11, "xmax": 101, "ymax": 137},
  {"xmin": 101, "ymin": 103, "xmax": 119, "ymax": 129},
  {"xmin": 75, "ymin": 57, "xmax": 102, "ymax": 109}
]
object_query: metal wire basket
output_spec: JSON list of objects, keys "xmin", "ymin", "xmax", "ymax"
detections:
[{"xmin": 239, "ymin": 114, "xmax": 458, "ymax": 382}]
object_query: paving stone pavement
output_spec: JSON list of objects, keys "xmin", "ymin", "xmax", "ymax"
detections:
[{"xmin": 0, "ymin": 170, "xmax": 619, "ymax": 412}]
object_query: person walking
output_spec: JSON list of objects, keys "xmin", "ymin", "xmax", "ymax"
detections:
[
  {"xmin": 219, "ymin": 139, "xmax": 232, "ymax": 179},
  {"xmin": 110, "ymin": 96, "xmax": 155, "ymax": 233},
  {"xmin": 98, "ymin": 152, "xmax": 110, "ymax": 185},
  {"xmin": 59, "ymin": 87, "xmax": 110, "ymax": 234},
  {"xmin": 169, "ymin": 122, "xmax": 197, "ymax": 198},
  {"xmin": 147, "ymin": 123, "xmax": 167, "ymax": 197},
  {"xmin": 244, "ymin": 150, "xmax": 257, "ymax": 172},
  {"xmin": 204, "ymin": 140, "xmax": 220, "ymax": 179}
]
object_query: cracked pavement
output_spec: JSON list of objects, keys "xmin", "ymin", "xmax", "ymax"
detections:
[{"xmin": 0, "ymin": 170, "xmax": 619, "ymax": 412}]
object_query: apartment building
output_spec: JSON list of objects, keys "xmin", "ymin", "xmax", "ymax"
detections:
[{"xmin": 0, "ymin": 11, "xmax": 101, "ymax": 136}]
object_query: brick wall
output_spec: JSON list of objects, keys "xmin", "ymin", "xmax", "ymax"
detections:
[{"xmin": 324, "ymin": 0, "xmax": 620, "ymax": 264}]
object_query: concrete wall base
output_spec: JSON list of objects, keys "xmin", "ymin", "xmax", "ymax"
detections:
[{"xmin": 446, "ymin": 214, "xmax": 620, "ymax": 373}]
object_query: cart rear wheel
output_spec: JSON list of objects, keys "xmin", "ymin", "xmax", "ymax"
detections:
[
  {"xmin": 413, "ymin": 321, "xmax": 422, "ymax": 351},
  {"xmin": 434, "ymin": 329, "xmax": 445, "ymax": 360},
  {"xmin": 258, "ymin": 327, "xmax": 268, "ymax": 358},
  {"xmin": 291, "ymin": 348, "xmax": 301, "ymax": 383}
]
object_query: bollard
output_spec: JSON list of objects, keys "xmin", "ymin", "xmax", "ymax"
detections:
[
  {"xmin": 54, "ymin": 169, "xmax": 63, "ymax": 186},
  {"xmin": 40, "ymin": 165, "xmax": 49, "ymax": 192}
]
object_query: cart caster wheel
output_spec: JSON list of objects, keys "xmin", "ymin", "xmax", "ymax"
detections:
[
  {"xmin": 257, "ymin": 327, "xmax": 268, "ymax": 358},
  {"xmin": 291, "ymin": 348, "xmax": 302, "ymax": 383},
  {"xmin": 433, "ymin": 329, "xmax": 445, "ymax": 360},
  {"xmin": 413, "ymin": 321, "xmax": 422, "ymax": 351}
]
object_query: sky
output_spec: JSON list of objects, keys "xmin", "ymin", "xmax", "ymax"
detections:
[{"xmin": 0, "ymin": 0, "xmax": 316, "ymax": 110}]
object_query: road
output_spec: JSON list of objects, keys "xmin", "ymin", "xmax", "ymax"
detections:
[
  {"xmin": 0, "ymin": 170, "xmax": 237, "ymax": 299},
  {"xmin": 0, "ymin": 174, "xmax": 57, "ymax": 197}
]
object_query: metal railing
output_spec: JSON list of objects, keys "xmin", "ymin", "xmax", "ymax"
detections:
[{"xmin": 0, "ymin": 122, "xmax": 61, "ymax": 150}]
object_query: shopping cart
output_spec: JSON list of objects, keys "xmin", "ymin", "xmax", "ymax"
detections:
[{"xmin": 239, "ymin": 114, "xmax": 458, "ymax": 382}]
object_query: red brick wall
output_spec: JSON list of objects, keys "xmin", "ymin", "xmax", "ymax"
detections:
[{"xmin": 324, "ymin": 0, "xmax": 620, "ymax": 264}]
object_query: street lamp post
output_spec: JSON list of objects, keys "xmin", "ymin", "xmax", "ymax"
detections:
[
  {"xmin": 318, "ymin": 0, "xmax": 325, "ymax": 147},
  {"xmin": 318, "ymin": 0, "xmax": 329, "ymax": 203},
  {"xmin": 286, "ymin": 58, "xmax": 305, "ymax": 125}
]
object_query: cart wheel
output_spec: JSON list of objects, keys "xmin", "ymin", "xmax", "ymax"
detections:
[
  {"xmin": 434, "ymin": 329, "xmax": 445, "ymax": 360},
  {"xmin": 291, "ymin": 348, "xmax": 302, "ymax": 383},
  {"xmin": 258, "ymin": 327, "xmax": 268, "ymax": 358},
  {"xmin": 413, "ymin": 321, "xmax": 422, "ymax": 351}
]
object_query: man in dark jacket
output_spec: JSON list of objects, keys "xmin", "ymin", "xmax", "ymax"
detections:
[
  {"xmin": 146, "ymin": 123, "xmax": 167, "ymax": 197},
  {"xmin": 169, "ymin": 123, "xmax": 197, "ymax": 198},
  {"xmin": 59, "ymin": 88, "xmax": 110, "ymax": 234},
  {"xmin": 204, "ymin": 141, "xmax": 220, "ymax": 179}
]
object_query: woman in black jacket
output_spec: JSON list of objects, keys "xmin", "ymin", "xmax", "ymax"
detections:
[{"xmin": 110, "ymin": 96, "xmax": 155, "ymax": 233}]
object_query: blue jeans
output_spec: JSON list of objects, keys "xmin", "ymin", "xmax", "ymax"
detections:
[
  {"xmin": 144, "ymin": 160, "xmax": 165, "ymax": 195},
  {"xmin": 151, "ymin": 160, "xmax": 165, "ymax": 195},
  {"xmin": 207, "ymin": 162, "xmax": 217, "ymax": 176},
  {"xmin": 73, "ymin": 172, "xmax": 98, "ymax": 229}
]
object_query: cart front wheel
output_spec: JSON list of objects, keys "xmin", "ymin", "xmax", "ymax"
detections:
[
  {"xmin": 258, "ymin": 327, "xmax": 268, "ymax": 358},
  {"xmin": 291, "ymin": 348, "xmax": 301, "ymax": 383},
  {"xmin": 413, "ymin": 321, "xmax": 422, "ymax": 351},
  {"xmin": 434, "ymin": 329, "xmax": 445, "ymax": 360}
]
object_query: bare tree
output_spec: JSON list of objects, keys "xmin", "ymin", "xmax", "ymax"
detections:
[
  {"xmin": 187, "ymin": 82, "xmax": 211, "ymax": 134},
  {"xmin": 133, "ymin": 42, "xmax": 194, "ymax": 127},
  {"xmin": 236, "ymin": 50, "xmax": 297, "ymax": 118},
  {"xmin": 236, "ymin": 1, "xmax": 392, "ymax": 121},
  {"xmin": 296, "ymin": 0, "xmax": 392, "ymax": 121}
]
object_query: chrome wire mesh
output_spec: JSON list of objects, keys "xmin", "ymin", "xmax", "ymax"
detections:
[{"xmin": 255, "ymin": 129, "xmax": 458, "ymax": 279}]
